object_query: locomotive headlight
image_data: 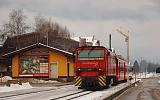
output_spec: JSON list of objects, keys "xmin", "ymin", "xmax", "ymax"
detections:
[
  {"xmin": 98, "ymin": 68, "xmax": 103, "ymax": 71},
  {"xmin": 76, "ymin": 68, "xmax": 81, "ymax": 71}
]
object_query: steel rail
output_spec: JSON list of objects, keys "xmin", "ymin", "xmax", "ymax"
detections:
[
  {"xmin": 0, "ymin": 85, "xmax": 73, "ymax": 99},
  {"xmin": 50, "ymin": 90, "xmax": 94, "ymax": 100}
]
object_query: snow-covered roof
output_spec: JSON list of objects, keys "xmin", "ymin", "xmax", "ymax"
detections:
[
  {"xmin": 71, "ymin": 36, "xmax": 94, "ymax": 43},
  {"xmin": 0, "ymin": 44, "xmax": 3, "ymax": 47},
  {"xmin": 71, "ymin": 37, "xmax": 79, "ymax": 42},
  {"xmin": 81, "ymin": 37, "xmax": 93, "ymax": 42},
  {"xmin": 92, "ymin": 40, "xmax": 99, "ymax": 46},
  {"xmin": 39, "ymin": 43, "xmax": 73, "ymax": 55},
  {"xmin": 3, "ymin": 43, "xmax": 73, "ymax": 57}
]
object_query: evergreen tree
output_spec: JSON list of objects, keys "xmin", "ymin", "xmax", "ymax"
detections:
[
  {"xmin": 133, "ymin": 60, "xmax": 140, "ymax": 73},
  {"xmin": 140, "ymin": 60, "xmax": 148, "ymax": 72}
]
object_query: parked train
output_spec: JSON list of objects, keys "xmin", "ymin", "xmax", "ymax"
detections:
[{"xmin": 74, "ymin": 46, "xmax": 128, "ymax": 89}]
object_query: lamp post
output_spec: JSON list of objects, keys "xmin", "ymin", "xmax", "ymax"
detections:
[
  {"xmin": 134, "ymin": 66, "xmax": 136, "ymax": 82},
  {"xmin": 145, "ymin": 65, "xmax": 147, "ymax": 78},
  {"xmin": 0, "ymin": 72, "xmax": 2, "ymax": 83}
]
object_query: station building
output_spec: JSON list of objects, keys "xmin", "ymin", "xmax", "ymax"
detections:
[{"xmin": 4, "ymin": 43, "xmax": 75, "ymax": 81}]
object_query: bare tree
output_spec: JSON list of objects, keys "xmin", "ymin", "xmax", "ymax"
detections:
[
  {"xmin": 1, "ymin": 9, "xmax": 29, "ymax": 37},
  {"xmin": 58, "ymin": 26, "xmax": 70, "ymax": 38},
  {"xmin": 34, "ymin": 15, "xmax": 70, "ymax": 39}
]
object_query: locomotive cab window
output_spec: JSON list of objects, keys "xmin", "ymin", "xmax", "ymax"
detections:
[{"xmin": 78, "ymin": 50, "xmax": 104, "ymax": 60}]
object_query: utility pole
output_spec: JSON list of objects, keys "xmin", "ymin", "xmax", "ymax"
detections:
[
  {"xmin": 135, "ymin": 67, "xmax": 136, "ymax": 82},
  {"xmin": 0, "ymin": 72, "xmax": 2, "ymax": 83},
  {"xmin": 47, "ymin": 32, "xmax": 48, "ymax": 45},
  {"xmin": 116, "ymin": 28, "xmax": 129, "ymax": 64}
]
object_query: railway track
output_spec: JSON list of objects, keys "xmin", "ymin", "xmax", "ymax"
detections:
[
  {"xmin": 51, "ymin": 90, "xmax": 94, "ymax": 100},
  {"xmin": 0, "ymin": 87, "xmax": 94, "ymax": 100},
  {"xmin": 0, "ymin": 80, "xmax": 142, "ymax": 100},
  {"xmin": 0, "ymin": 85, "xmax": 74, "ymax": 100}
]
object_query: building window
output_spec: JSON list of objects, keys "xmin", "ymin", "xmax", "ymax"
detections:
[{"xmin": 20, "ymin": 56, "xmax": 48, "ymax": 74}]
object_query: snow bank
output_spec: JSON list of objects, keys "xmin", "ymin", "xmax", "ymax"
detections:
[
  {"xmin": 134, "ymin": 83, "xmax": 138, "ymax": 87},
  {"xmin": 0, "ymin": 82, "xmax": 32, "ymax": 93},
  {"xmin": 132, "ymin": 73, "xmax": 158, "ymax": 79},
  {"xmin": 31, "ymin": 79, "xmax": 59, "ymax": 83},
  {"xmin": 75, "ymin": 83, "xmax": 129, "ymax": 100},
  {"xmin": 0, "ymin": 76, "xmax": 12, "ymax": 82},
  {"xmin": 158, "ymin": 80, "xmax": 160, "ymax": 84}
]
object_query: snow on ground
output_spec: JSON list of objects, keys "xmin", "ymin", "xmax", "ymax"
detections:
[
  {"xmin": 130, "ymin": 73, "xmax": 160, "ymax": 85},
  {"xmin": 31, "ymin": 78, "xmax": 60, "ymax": 83},
  {"xmin": 132, "ymin": 72, "xmax": 158, "ymax": 79},
  {"xmin": 0, "ymin": 76, "xmax": 12, "ymax": 82},
  {"xmin": 0, "ymin": 82, "xmax": 33, "ymax": 93},
  {"xmin": 74, "ymin": 83, "xmax": 129, "ymax": 100},
  {"xmin": 158, "ymin": 80, "xmax": 160, "ymax": 84}
]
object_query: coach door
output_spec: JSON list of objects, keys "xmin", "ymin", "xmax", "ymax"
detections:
[{"xmin": 50, "ymin": 63, "xmax": 58, "ymax": 79}]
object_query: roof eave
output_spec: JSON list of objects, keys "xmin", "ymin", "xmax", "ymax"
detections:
[{"xmin": 3, "ymin": 43, "xmax": 74, "ymax": 57}]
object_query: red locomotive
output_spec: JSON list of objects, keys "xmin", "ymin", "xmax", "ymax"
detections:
[{"xmin": 74, "ymin": 46, "xmax": 127, "ymax": 89}]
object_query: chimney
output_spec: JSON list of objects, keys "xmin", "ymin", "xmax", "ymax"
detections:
[{"xmin": 109, "ymin": 34, "xmax": 111, "ymax": 50}]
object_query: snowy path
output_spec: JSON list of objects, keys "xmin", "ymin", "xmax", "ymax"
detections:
[{"xmin": 115, "ymin": 78, "xmax": 160, "ymax": 100}]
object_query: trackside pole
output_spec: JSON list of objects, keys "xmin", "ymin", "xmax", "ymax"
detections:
[{"xmin": 0, "ymin": 72, "xmax": 2, "ymax": 82}]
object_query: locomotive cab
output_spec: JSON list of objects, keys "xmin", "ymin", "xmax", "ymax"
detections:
[{"xmin": 74, "ymin": 46, "xmax": 108, "ymax": 89}]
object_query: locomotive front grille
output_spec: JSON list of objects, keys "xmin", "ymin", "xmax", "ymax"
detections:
[{"xmin": 81, "ymin": 77, "xmax": 98, "ymax": 87}]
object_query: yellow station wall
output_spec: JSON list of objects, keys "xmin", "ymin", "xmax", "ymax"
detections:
[
  {"xmin": 11, "ymin": 47, "xmax": 75, "ymax": 78},
  {"xmin": 68, "ymin": 58, "xmax": 75, "ymax": 77},
  {"xmin": 12, "ymin": 55, "xmax": 19, "ymax": 77}
]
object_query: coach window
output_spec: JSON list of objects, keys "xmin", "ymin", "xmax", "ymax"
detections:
[{"xmin": 120, "ymin": 63, "xmax": 124, "ymax": 72}]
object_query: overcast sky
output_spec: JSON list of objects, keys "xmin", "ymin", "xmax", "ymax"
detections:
[{"xmin": 0, "ymin": 0, "xmax": 160, "ymax": 64}]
